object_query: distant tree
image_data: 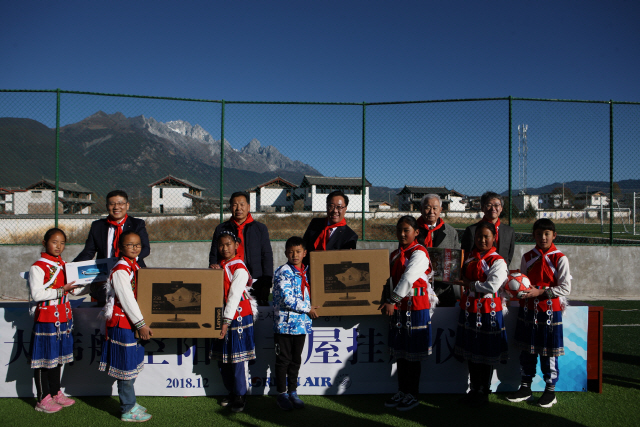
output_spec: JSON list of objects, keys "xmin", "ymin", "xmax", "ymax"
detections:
[
  {"xmin": 508, "ymin": 201, "xmax": 520, "ymax": 218},
  {"xmin": 522, "ymin": 203, "xmax": 537, "ymax": 219}
]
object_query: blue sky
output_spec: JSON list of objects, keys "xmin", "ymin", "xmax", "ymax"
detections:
[{"xmin": 1, "ymin": 1, "xmax": 639, "ymax": 194}]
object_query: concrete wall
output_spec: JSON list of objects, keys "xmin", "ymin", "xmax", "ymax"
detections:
[{"xmin": 1, "ymin": 240, "xmax": 637, "ymax": 301}]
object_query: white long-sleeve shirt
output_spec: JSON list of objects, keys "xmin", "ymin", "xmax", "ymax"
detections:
[
  {"xmin": 29, "ymin": 265, "xmax": 90, "ymax": 302},
  {"xmin": 112, "ymin": 269, "xmax": 144, "ymax": 327},
  {"xmin": 470, "ymin": 258, "xmax": 509, "ymax": 297},
  {"xmin": 391, "ymin": 250, "xmax": 431, "ymax": 302},
  {"xmin": 223, "ymin": 268, "xmax": 250, "ymax": 320}
]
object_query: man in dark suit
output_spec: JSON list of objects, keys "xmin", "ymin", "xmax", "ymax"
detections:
[
  {"xmin": 74, "ymin": 190, "xmax": 150, "ymax": 305},
  {"xmin": 461, "ymin": 191, "xmax": 515, "ymax": 266},
  {"xmin": 209, "ymin": 191, "xmax": 273, "ymax": 306},
  {"xmin": 302, "ymin": 190, "xmax": 358, "ymax": 266},
  {"xmin": 416, "ymin": 194, "xmax": 461, "ymax": 306}
]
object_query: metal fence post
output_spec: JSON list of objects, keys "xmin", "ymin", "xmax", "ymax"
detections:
[
  {"xmin": 508, "ymin": 96, "xmax": 513, "ymax": 225},
  {"xmin": 55, "ymin": 89, "xmax": 61, "ymax": 227},
  {"xmin": 609, "ymin": 100, "xmax": 614, "ymax": 245},
  {"xmin": 362, "ymin": 102, "xmax": 366, "ymax": 240},
  {"xmin": 220, "ymin": 99, "xmax": 225, "ymax": 222}
]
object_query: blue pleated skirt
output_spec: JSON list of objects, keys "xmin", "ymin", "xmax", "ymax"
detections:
[
  {"xmin": 210, "ymin": 314, "xmax": 256, "ymax": 364},
  {"xmin": 388, "ymin": 309, "xmax": 432, "ymax": 361},
  {"xmin": 514, "ymin": 307, "xmax": 564, "ymax": 357},
  {"xmin": 454, "ymin": 308, "xmax": 508, "ymax": 365},
  {"xmin": 30, "ymin": 320, "xmax": 74, "ymax": 369},
  {"xmin": 99, "ymin": 326, "xmax": 145, "ymax": 380}
]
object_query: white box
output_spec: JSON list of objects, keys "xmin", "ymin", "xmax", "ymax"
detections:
[{"xmin": 65, "ymin": 258, "xmax": 118, "ymax": 285}]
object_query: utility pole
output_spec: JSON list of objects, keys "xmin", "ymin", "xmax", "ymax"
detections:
[{"xmin": 562, "ymin": 182, "xmax": 565, "ymax": 208}]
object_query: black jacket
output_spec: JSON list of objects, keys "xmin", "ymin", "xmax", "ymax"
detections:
[
  {"xmin": 208, "ymin": 220, "xmax": 274, "ymax": 285},
  {"xmin": 302, "ymin": 217, "xmax": 358, "ymax": 265},
  {"xmin": 74, "ymin": 216, "xmax": 150, "ymax": 267},
  {"xmin": 461, "ymin": 220, "xmax": 516, "ymax": 266}
]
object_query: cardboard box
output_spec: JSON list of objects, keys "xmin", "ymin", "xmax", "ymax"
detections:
[
  {"xmin": 310, "ymin": 249, "xmax": 389, "ymax": 316},
  {"xmin": 137, "ymin": 268, "xmax": 224, "ymax": 338},
  {"xmin": 66, "ymin": 258, "xmax": 118, "ymax": 285},
  {"xmin": 427, "ymin": 248, "xmax": 464, "ymax": 284}
]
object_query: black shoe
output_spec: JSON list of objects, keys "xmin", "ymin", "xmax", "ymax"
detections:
[
  {"xmin": 507, "ymin": 386, "xmax": 532, "ymax": 403},
  {"xmin": 537, "ymin": 390, "xmax": 557, "ymax": 408},
  {"xmin": 220, "ymin": 394, "xmax": 234, "ymax": 407},
  {"xmin": 231, "ymin": 395, "xmax": 246, "ymax": 413},
  {"xmin": 384, "ymin": 391, "xmax": 405, "ymax": 408},
  {"xmin": 396, "ymin": 393, "xmax": 419, "ymax": 411}
]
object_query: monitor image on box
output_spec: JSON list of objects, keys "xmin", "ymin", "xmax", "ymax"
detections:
[
  {"xmin": 150, "ymin": 281, "xmax": 202, "ymax": 329},
  {"xmin": 322, "ymin": 261, "xmax": 371, "ymax": 307}
]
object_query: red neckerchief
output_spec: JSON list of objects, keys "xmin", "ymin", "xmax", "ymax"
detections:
[
  {"xmin": 121, "ymin": 256, "xmax": 140, "ymax": 297},
  {"xmin": 481, "ymin": 216, "xmax": 500, "ymax": 246},
  {"xmin": 531, "ymin": 243, "xmax": 558, "ymax": 287},
  {"xmin": 417, "ymin": 217, "xmax": 444, "ymax": 248},
  {"xmin": 41, "ymin": 252, "xmax": 64, "ymax": 265},
  {"xmin": 465, "ymin": 248, "xmax": 497, "ymax": 281},
  {"xmin": 107, "ymin": 214, "xmax": 128, "ymax": 257},
  {"xmin": 292, "ymin": 264, "xmax": 309, "ymax": 301},
  {"xmin": 314, "ymin": 218, "xmax": 346, "ymax": 251},
  {"xmin": 391, "ymin": 240, "xmax": 420, "ymax": 284},
  {"xmin": 232, "ymin": 214, "xmax": 254, "ymax": 261}
]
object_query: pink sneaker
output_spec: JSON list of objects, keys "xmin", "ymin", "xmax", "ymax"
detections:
[
  {"xmin": 52, "ymin": 390, "xmax": 75, "ymax": 407},
  {"xmin": 35, "ymin": 394, "xmax": 63, "ymax": 413}
]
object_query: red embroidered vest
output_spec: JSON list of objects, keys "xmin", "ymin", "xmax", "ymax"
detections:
[
  {"xmin": 221, "ymin": 256, "xmax": 253, "ymax": 319},
  {"xmin": 106, "ymin": 259, "xmax": 139, "ymax": 330},
  {"xmin": 522, "ymin": 246, "xmax": 565, "ymax": 312},
  {"xmin": 460, "ymin": 250, "xmax": 504, "ymax": 314},
  {"xmin": 390, "ymin": 242, "xmax": 432, "ymax": 311},
  {"xmin": 32, "ymin": 254, "xmax": 72, "ymax": 323}
]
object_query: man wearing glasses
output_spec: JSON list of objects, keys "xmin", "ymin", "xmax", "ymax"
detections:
[
  {"xmin": 461, "ymin": 191, "xmax": 515, "ymax": 266},
  {"xmin": 302, "ymin": 190, "xmax": 358, "ymax": 266},
  {"xmin": 74, "ymin": 190, "xmax": 150, "ymax": 305}
]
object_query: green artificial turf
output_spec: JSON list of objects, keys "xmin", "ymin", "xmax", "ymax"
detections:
[{"xmin": 2, "ymin": 301, "xmax": 639, "ymax": 426}]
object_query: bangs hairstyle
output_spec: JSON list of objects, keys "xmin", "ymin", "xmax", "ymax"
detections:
[
  {"xmin": 397, "ymin": 215, "xmax": 419, "ymax": 230},
  {"xmin": 218, "ymin": 230, "xmax": 239, "ymax": 243},
  {"xmin": 533, "ymin": 218, "xmax": 556, "ymax": 233},
  {"xmin": 475, "ymin": 221, "xmax": 497, "ymax": 236},
  {"xmin": 106, "ymin": 190, "xmax": 128, "ymax": 202},
  {"xmin": 118, "ymin": 230, "xmax": 140, "ymax": 247},
  {"xmin": 43, "ymin": 228, "xmax": 67, "ymax": 243},
  {"xmin": 285, "ymin": 236, "xmax": 305, "ymax": 250}
]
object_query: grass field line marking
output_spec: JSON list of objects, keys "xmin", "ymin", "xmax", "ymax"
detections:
[{"xmin": 603, "ymin": 324, "xmax": 640, "ymax": 327}]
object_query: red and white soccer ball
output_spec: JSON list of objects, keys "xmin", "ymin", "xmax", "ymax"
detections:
[{"xmin": 505, "ymin": 271, "xmax": 531, "ymax": 299}]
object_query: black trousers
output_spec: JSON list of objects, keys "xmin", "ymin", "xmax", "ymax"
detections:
[
  {"xmin": 468, "ymin": 361, "xmax": 493, "ymax": 393},
  {"xmin": 34, "ymin": 365, "xmax": 61, "ymax": 402},
  {"xmin": 397, "ymin": 358, "xmax": 421, "ymax": 396},
  {"xmin": 274, "ymin": 333, "xmax": 306, "ymax": 393}
]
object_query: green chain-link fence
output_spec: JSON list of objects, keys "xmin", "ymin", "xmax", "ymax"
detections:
[{"xmin": 1, "ymin": 90, "xmax": 639, "ymax": 246}]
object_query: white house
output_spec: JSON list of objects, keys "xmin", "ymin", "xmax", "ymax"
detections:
[
  {"xmin": 13, "ymin": 179, "xmax": 94, "ymax": 215},
  {"xmin": 397, "ymin": 186, "xmax": 466, "ymax": 212},
  {"xmin": 148, "ymin": 175, "xmax": 206, "ymax": 214},
  {"xmin": 513, "ymin": 194, "xmax": 539, "ymax": 212},
  {"xmin": 539, "ymin": 193, "xmax": 571, "ymax": 209},
  {"xmin": 299, "ymin": 175, "xmax": 371, "ymax": 212},
  {"xmin": 0, "ymin": 188, "xmax": 14, "ymax": 213},
  {"xmin": 574, "ymin": 191, "xmax": 609, "ymax": 209},
  {"xmin": 247, "ymin": 176, "xmax": 298, "ymax": 212}
]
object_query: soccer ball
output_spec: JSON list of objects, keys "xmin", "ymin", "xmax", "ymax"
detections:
[{"xmin": 505, "ymin": 271, "xmax": 531, "ymax": 299}]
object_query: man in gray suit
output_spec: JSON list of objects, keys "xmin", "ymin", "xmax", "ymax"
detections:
[
  {"xmin": 461, "ymin": 191, "xmax": 516, "ymax": 267},
  {"xmin": 416, "ymin": 194, "xmax": 461, "ymax": 306}
]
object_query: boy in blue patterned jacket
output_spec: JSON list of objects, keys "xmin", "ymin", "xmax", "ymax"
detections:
[{"xmin": 272, "ymin": 236, "xmax": 319, "ymax": 410}]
